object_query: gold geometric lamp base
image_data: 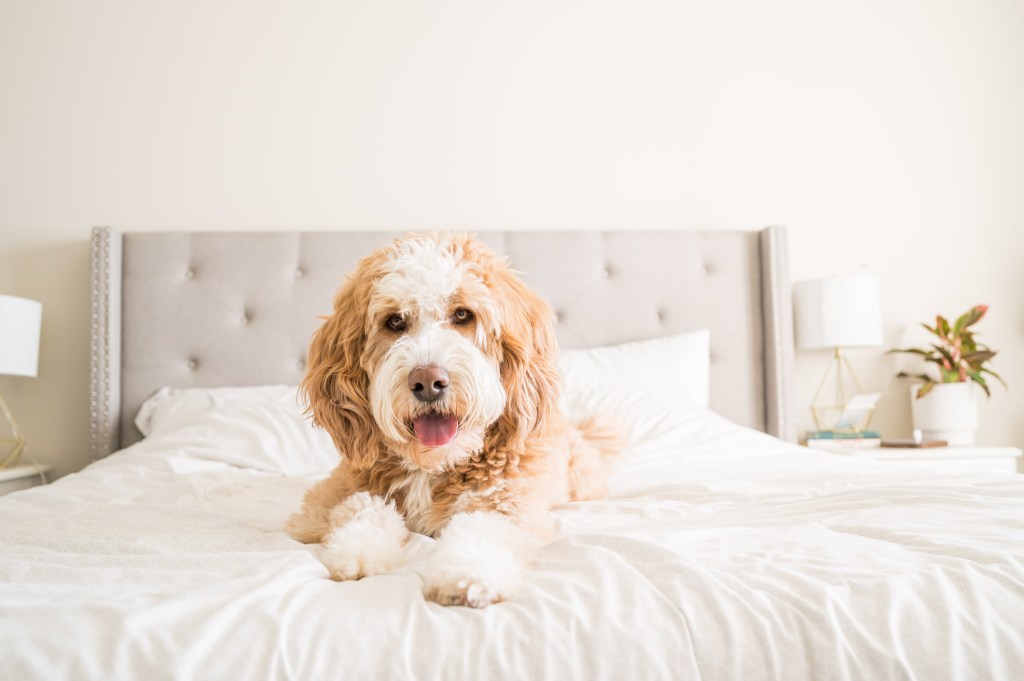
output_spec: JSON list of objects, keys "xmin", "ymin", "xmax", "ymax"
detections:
[
  {"xmin": 0, "ymin": 393, "xmax": 27, "ymax": 470},
  {"xmin": 0, "ymin": 294, "xmax": 43, "ymax": 470},
  {"xmin": 810, "ymin": 346, "xmax": 876, "ymax": 434}
]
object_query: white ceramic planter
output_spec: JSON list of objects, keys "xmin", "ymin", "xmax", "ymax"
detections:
[{"xmin": 910, "ymin": 382, "xmax": 979, "ymax": 445}]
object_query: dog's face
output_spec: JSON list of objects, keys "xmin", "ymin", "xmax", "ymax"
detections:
[
  {"xmin": 304, "ymin": 233, "xmax": 559, "ymax": 471},
  {"xmin": 363, "ymin": 236, "xmax": 508, "ymax": 469}
]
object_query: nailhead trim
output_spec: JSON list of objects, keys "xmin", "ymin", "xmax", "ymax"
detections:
[{"xmin": 89, "ymin": 227, "xmax": 113, "ymax": 461}]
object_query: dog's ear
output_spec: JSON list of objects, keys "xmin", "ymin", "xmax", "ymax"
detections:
[
  {"xmin": 489, "ymin": 264, "xmax": 561, "ymax": 451},
  {"xmin": 301, "ymin": 263, "xmax": 380, "ymax": 469}
]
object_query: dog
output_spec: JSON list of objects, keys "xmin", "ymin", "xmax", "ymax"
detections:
[{"xmin": 286, "ymin": 232, "xmax": 620, "ymax": 607}]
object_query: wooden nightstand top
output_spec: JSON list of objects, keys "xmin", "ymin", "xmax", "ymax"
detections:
[{"xmin": 859, "ymin": 446, "xmax": 1022, "ymax": 461}]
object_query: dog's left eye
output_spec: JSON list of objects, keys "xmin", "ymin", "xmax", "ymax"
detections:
[
  {"xmin": 386, "ymin": 314, "xmax": 407, "ymax": 333},
  {"xmin": 451, "ymin": 307, "xmax": 474, "ymax": 325}
]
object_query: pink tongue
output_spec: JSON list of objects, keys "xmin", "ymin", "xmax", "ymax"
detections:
[{"xmin": 413, "ymin": 414, "xmax": 459, "ymax": 447}]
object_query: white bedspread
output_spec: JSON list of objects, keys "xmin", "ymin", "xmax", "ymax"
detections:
[{"xmin": 2, "ymin": 408, "xmax": 1023, "ymax": 680}]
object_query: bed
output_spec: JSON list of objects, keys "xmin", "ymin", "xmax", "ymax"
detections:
[{"xmin": 1, "ymin": 227, "xmax": 1022, "ymax": 679}]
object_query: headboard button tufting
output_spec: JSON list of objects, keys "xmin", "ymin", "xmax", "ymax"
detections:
[{"xmin": 103, "ymin": 227, "xmax": 795, "ymax": 451}]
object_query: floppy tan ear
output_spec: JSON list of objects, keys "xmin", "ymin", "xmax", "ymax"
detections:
[
  {"xmin": 301, "ymin": 263, "xmax": 380, "ymax": 469},
  {"xmin": 489, "ymin": 265, "xmax": 561, "ymax": 451}
]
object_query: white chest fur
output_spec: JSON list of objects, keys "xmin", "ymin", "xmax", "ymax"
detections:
[{"xmin": 390, "ymin": 469, "xmax": 437, "ymax": 536}]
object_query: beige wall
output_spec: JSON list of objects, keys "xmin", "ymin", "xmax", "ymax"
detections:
[{"xmin": 2, "ymin": 0, "xmax": 1022, "ymax": 478}]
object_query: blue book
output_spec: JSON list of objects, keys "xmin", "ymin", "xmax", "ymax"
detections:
[{"xmin": 808, "ymin": 430, "xmax": 881, "ymax": 440}]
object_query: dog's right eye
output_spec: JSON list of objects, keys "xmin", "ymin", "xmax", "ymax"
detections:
[{"xmin": 386, "ymin": 314, "xmax": 407, "ymax": 333}]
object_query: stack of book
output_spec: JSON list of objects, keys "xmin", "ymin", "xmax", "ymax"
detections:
[{"xmin": 804, "ymin": 430, "xmax": 882, "ymax": 451}]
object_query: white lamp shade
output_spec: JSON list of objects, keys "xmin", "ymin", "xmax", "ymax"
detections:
[
  {"xmin": 0, "ymin": 295, "xmax": 42, "ymax": 377},
  {"xmin": 793, "ymin": 276, "xmax": 882, "ymax": 350}
]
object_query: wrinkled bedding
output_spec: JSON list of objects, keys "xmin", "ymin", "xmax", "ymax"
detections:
[{"xmin": 2, "ymin": 405, "xmax": 1022, "ymax": 680}]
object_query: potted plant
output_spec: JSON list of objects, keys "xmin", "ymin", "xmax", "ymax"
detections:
[{"xmin": 889, "ymin": 304, "xmax": 1006, "ymax": 445}]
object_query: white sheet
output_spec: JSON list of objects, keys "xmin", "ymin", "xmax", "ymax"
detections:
[{"xmin": 2, "ymin": 408, "xmax": 1022, "ymax": 680}]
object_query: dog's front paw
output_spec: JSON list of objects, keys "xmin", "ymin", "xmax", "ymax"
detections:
[
  {"xmin": 423, "ymin": 561, "xmax": 512, "ymax": 606},
  {"xmin": 320, "ymin": 529, "xmax": 403, "ymax": 581},
  {"xmin": 424, "ymin": 573, "xmax": 504, "ymax": 608},
  {"xmin": 422, "ymin": 512, "xmax": 528, "ymax": 607},
  {"xmin": 319, "ymin": 493, "xmax": 408, "ymax": 581}
]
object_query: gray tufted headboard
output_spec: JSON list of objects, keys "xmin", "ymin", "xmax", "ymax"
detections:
[{"xmin": 89, "ymin": 227, "xmax": 796, "ymax": 459}]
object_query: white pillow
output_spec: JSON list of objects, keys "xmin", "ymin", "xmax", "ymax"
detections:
[
  {"xmin": 135, "ymin": 385, "xmax": 338, "ymax": 476},
  {"xmin": 558, "ymin": 329, "xmax": 711, "ymax": 444},
  {"xmin": 132, "ymin": 329, "xmax": 710, "ymax": 474}
]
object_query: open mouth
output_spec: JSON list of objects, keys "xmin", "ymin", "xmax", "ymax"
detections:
[{"xmin": 411, "ymin": 412, "xmax": 460, "ymax": 448}]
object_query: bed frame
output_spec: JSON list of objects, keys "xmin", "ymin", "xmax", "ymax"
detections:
[{"xmin": 89, "ymin": 227, "xmax": 796, "ymax": 459}]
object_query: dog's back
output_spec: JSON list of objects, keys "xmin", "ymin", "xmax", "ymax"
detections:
[{"xmin": 566, "ymin": 416, "xmax": 624, "ymax": 501}]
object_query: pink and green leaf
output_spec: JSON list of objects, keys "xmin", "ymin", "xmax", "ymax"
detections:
[
  {"xmin": 896, "ymin": 304, "xmax": 1004, "ymax": 394},
  {"xmin": 916, "ymin": 381, "xmax": 936, "ymax": 399},
  {"xmin": 969, "ymin": 372, "xmax": 992, "ymax": 397},
  {"xmin": 981, "ymin": 367, "xmax": 1008, "ymax": 389},
  {"xmin": 963, "ymin": 350, "xmax": 996, "ymax": 367},
  {"xmin": 888, "ymin": 347, "xmax": 933, "ymax": 357},
  {"xmin": 897, "ymin": 371, "xmax": 935, "ymax": 382}
]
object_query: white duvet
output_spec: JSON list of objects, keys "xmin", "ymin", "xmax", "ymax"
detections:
[{"xmin": 2, "ymin": 391, "xmax": 1022, "ymax": 680}]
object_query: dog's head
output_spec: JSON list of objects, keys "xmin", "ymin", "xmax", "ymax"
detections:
[{"xmin": 303, "ymin": 233, "xmax": 559, "ymax": 471}]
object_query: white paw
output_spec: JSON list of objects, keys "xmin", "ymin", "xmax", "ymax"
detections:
[
  {"xmin": 424, "ymin": 574, "xmax": 506, "ymax": 608},
  {"xmin": 421, "ymin": 512, "xmax": 528, "ymax": 607},
  {"xmin": 319, "ymin": 493, "xmax": 408, "ymax": 581}
]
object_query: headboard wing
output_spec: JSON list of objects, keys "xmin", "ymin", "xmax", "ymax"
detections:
[{"xmin": 89, "ymin": 227, "xmax": 796, "ymax": 457}]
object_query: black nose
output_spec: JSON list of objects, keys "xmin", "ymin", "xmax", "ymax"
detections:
[{"xmin": 408, "ymin": 366, "xmax": 449, "ymax": 403}]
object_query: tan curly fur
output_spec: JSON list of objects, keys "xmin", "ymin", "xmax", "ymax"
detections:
[{"xmin": 286, "ymin": 233, "xmax": 621, "ymax": 603}]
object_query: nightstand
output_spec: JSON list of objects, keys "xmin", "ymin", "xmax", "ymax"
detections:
[
  {"xmin": 0, "ymin": 464, "xmax": 52, "ymax": 495},
  {"xmin": 830, "ymin": 446, "xmax": 1022, "ymax": 475}
]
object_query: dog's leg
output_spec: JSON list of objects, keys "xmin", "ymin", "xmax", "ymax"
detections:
[
  {"xmin": 285, "ymin": 464, "xmax": 360, "ymax": 543},
  {"xmin": 422, "ymin": 511, "xmax": 537, "ymax": 607},
  {"xmin": 315, "ymin": 492, "xmax": 409, "ymax": 581}
]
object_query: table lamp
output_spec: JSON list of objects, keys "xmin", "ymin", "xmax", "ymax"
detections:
[
  {"xmin": 0, "ymin": 295, "xmax": 42, "ymax": 470},
  {"xmin": 793, "ymin": 276, "xmax": 882, "ymax": 434}
]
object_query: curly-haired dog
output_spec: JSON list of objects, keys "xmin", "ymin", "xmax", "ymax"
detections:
[{"xmin": 287, "ymin": 233, "xmax": 620, "ymax": 607}]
